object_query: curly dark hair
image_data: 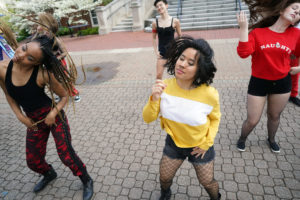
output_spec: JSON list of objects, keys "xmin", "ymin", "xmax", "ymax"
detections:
[
  {"xmin": 244, "ymin": 0, "xmax": 300, "ymax": 29},
  {"xmin": 154, "ymin": 0, "xmax": 168, "ymax": 6},
  {"xmin": 165, "ymin": 36, "xmax": 217, "ymax": 86}
]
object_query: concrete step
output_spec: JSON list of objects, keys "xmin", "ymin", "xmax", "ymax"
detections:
[
  {"xmin": 180, "ymin": 19, "xmax": 238, "ymax": 27},
  {"xmin": 181, "ymin": 23, "xmax": 238, "ymax": 30},
  {"xmin": 168, "ymin": 0, "xmax": 237, "ymax": 4},
  {"xmin": 168, "ymin": 2, "xmax": 244, "ymax": 11},
  {"xmin": 168, "ymin": 6, "xmax": 247, "ymax": 15},
  {"xmin": 112, "ymin": 26, "xmax": 133, "ymax": 32}
]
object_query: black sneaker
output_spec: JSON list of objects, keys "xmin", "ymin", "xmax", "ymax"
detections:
[
  {"xmin": 267, "ymin": 139, "xmax": 280, "ymax": 153},
  {"xmin": 159, "ymin": 188, "xmax": 171, "ymax": 200},
  {"xmin": 289, "ymin": 97, "xmax": 300, "ymax": 107},
  {"xmin": 237, "ymin": 139, "xmax": 246, "ymax": 152}
]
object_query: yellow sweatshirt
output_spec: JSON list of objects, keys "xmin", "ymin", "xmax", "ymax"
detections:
[{"xmin": 143, "ymin": 78, "xmax": 221, "ymax": 150}]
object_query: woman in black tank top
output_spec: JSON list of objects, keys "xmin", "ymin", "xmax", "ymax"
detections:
[
  {"xmin": 0, "ymin": 34, "xmax": 93, "ymax": 200},
  {"xmin": 152, "ymin": 0, "xmax": 182, "ymax": 79}
]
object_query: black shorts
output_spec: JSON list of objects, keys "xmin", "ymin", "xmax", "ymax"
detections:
[
  {"xmin": 163, "ymin": 135, "xmax": 215, "ymax": 165},
  {"xmin": 248, "ymin": 74, "xmax": 291, "ymax": 96}
]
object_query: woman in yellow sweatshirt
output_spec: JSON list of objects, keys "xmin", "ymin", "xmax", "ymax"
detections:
[{"xmin": 143, "ymin": 36, "xmax": 221, "ymax": 200}]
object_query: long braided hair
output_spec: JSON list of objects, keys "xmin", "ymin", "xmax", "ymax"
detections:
[
  {"xmin": 244, "ymin": 0, "xmax": 300, "ymax": 29},
  {"xmin": 0, "ymin": 16, "xmax": 81, "ymax": 115}
]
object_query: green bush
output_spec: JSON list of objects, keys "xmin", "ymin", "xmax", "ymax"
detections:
[
  {"xmin": 102, "ymin": 0, "xmax": 113, "ymax": 6},
  {"xmin": 77, "ymin": 27, "xmax": 98, "ymax": 36},
  {"xmin": 16, "ymin": 29, "xmax": 30, "ymax": 42},
  {"xmin": 57, "ymin": 27, "xmax": 70, "ymax": 36}
]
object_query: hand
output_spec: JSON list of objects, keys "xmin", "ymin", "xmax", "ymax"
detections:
[
  {"xmin": 156, "ymin": 52, "xmax": 162, "ymax": 59},
  {"xmin": 19, "ymin": 116, "xmax": 36, "ymax": 129},
  {"xmin": 44, "ymin": 111, "xmax": 57, "ymax": 126},
  {"xmin": 237, "ymin": 11, "xmax": 248, "ymax": 30},
  {"xmin": 191, "ymin": 147, "xmax": 207, "ymax": 159},
  {"xmin": 290, "ymin": 66, "xmax": 300, "ymax": 75},
  {"xmin": 151, "ymin": 79, "xmax": 167, "ymax": 101}
]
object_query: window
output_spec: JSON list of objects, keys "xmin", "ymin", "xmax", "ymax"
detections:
[{"xmin": 90, "ymin": 10, "xmax": 98, "ymax": 26}]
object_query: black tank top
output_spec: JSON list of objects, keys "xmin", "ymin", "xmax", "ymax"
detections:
[
  {"xmin": 156, "ymin": 17, "xmax": 175, "ymax": 56},
  {"xmin": 5, "ymin": 60, "xmax": 52, "ymax": 112}
]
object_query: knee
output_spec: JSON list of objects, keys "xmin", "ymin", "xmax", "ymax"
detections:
[
  {"xmin": 201, "ymin": 179, "xmax": 218, "ymax": 189},
  {"xmin": 245, "ymin": 118, "xmax": 259, "ymax": 128},
  {"xmin": 159, "ymin": 173, "xmax": 173, "ymax": 183},
  {"xmin": 267, "ymin": 112, "xmax": 281, "ymax": 122}
]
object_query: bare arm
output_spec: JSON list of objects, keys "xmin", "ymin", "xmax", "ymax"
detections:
[
  {"xmin": 174, "ymin": 18, "xmax": 182, "ymax": 37},
  {"xmin": 41, "ymin": 70, "xmax": 68, "ymax": 125},
  {"xmin": 237, "ymin": 11, "xmax": 248, "ymax": 42},
  {"xmin": 0, "ymin": 62, "xmax": 34, "ymax": 128},
  {"xmin": 152, "ymin": 21, "xmax": 161, "ymax": 58}
]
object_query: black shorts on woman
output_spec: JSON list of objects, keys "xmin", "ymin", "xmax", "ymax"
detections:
[
  {"xmin": 248, "ymin": 74, "xmax": 291, "ymax": 96},
  {"xmin": 163, "ymin": 135, "xmax": 215, "ymax": 165}
]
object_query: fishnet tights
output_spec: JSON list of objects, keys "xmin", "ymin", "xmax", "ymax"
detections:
[
  {"xmin": 159, "ymin": 155, "xmax": 184, "ymax": 190},
  {"xmin": 193, "ymin": 161, "xmax": 219, "ymax": 200},
  {"xmin": 159, "ymin": 156, "xmax": 219, "ymax": 199}
]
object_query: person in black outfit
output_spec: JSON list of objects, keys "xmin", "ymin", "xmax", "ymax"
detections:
[
  {"xmin": 0, "ymin": 26, "xmax": 93, "ymax": 200},
  {"xmin": 152, "ymin": 0, "xmax": 182, "ymax": 79}
]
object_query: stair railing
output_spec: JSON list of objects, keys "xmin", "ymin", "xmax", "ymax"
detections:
[
  {"xmin": 177, "ymin": 0, "xmax": 183, "ymax": 19},
  {"xmin": 235, "ymin": 0, "xmax": 242, "ymax": 11}
]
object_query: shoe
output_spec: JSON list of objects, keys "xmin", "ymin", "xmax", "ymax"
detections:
[
  {"xmin": 159, "ymin": 188, "xmax": 171, "ymax": 200},
  {"xmin": 55, "ymin": 96, "xmax": 60, "ymax": 102},
  {"xmin": 79, "ymin": 174, "xmax": 93, "ymax": 200},
  {"xmin": 33, "ymin": 166, "xmax": 57, "ymax": 193},
  {"xmin": 211, "ymin": 193, "xmax": 221, "ymax": 200},
  {"xmin": 74, "ymin": 95, "xmax": 81, "ymax": 102},
  {"xmin": 289, "ymin": 97, "xmax": 300, "ymax": 107},
  {"xmin": 267, "ymin": 138, "xmax": 280, "ymax": 153},
  {"xmin": 237, "ymin": 139, "xmax": 246, "ymax": 152}
]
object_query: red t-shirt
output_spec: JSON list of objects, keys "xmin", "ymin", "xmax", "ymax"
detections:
[{"xmin": 237, "ymin": 27, "xmax": 300, "ymax": 80}]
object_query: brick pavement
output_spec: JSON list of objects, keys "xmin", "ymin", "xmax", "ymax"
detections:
[{"xmin": 0, "ymin": 31, "xmax": 300, "ymax": 200}]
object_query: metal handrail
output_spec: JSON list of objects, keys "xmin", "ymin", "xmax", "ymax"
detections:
[
  {"xmin": 235, "ymin": 0, "xmax": 242, "ymax": 11},
  {"xmin": 177, "ymin": 0, "xmax": 183, "ymax": 19}
]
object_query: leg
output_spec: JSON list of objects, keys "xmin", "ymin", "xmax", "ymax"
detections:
[
  {"xmin": 267, "ymin": 93, "xmax": 290, "ymax": 142},
  {"xmin": 26, "ymin": 126, "xmax": 57, "ymax": 193},
  {"xmin": 193, "ymin": 161, "xmax": 220, "ymax": 200},
  {"xmin": 240, "ymin": 94, "xmax": 266, "ymax": 141},
  {"xmin": 26, "ymin": 126, "xmax": 51, "ymax": 174},
  {"xmin": 50, "ymin": 112, "xmax": 87, "ymax": 176},
  {"xmin": 51, "ymin": 111, "xmax": 93, "ymax": 200},
  {"xmin": 159, "ymin": 155, "xmax": 184, "ymax": 190},
  {"xmin": 156, "ymin": 58, "xmax": 166, "ymax": 80}
]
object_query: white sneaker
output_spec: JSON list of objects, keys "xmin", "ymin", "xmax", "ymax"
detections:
[{"xmin": 74, "ymin": 95, "xmax": 81, "ymax": 102}]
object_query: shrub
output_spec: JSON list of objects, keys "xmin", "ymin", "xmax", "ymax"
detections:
[
  {"xmin": 102, "ymin": 0, "xmax": 113, "ymax": 6},
  {"xmin": 57, "ymin": 27, "xmax": 70, "ymax": 36}
]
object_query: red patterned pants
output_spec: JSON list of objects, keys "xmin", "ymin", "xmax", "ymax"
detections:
[{"xmin": 25, "ymin": 106, "xmax": 86, "ymax": 176}]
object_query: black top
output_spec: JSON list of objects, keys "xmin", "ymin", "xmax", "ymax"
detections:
[
  {"xmin": 156, "ymin": 17, "xmax": 175, "ymax": 57},
  {"xmin": 5, "ymin": 60, "xmax": 52, "ymax": 113}
]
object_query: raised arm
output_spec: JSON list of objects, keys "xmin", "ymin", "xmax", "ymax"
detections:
[{"xmin": 236, "ymin": 11, "xmax": 255, "ymax": 58}]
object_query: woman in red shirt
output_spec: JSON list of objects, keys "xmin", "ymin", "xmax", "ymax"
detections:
[{"xmin": 236, "ymin": 0, "xmax": 300, "ymax": 153}]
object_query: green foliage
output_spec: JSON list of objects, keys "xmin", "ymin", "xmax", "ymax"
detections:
[
  {"xmin": 77, "ymin": 27, "xmax": 98, "ymax": 36},
  {"xmin": 57, "ymin": 27, "xmax": 70, "ymax": 36},
  {"xmin": 102, "ymin": 0, "xmax": 113, "ymax": 6},
  {"xmin": 16, "ymin": 29, "xmax": 30, "ymax": 42}
]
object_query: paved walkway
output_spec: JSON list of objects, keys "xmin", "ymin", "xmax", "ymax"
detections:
[{"xmin": 0, "ymin": 29, "xmax": 299, "ymax": 200}]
